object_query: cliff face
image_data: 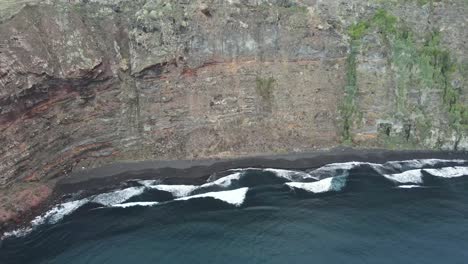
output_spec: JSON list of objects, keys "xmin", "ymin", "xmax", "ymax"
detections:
[{"xmin": 0, "ymin": 0, "xmax": 467, "ymax": 226}]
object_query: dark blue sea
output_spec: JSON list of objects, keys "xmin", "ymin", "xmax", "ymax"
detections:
[{"xmin": 1, "ymin": 159, "xmax": 467, "ymax": 264}]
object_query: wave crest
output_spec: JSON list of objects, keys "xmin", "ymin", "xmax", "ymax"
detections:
[
  {"xmin": 3, "ymin": 158, "xmax": 466, "ymax": 239},
  {"xmin": 147, "ymin": 184, "xmax": 198, "ymax": 198},
  {"xmin": 383, "ymin": 169, "xmax": 424, "ymax": 184},
  {"xmin": 91, "ymin": 187, "xmax": 145, "ymax": 206},
  {"xmin": 423, "ymin": 166, "xmax": 468, "ymax": 178},
  {"xmin": 176, "ymin": 187, "xmax": 249, "ymax": 207},
  {"xmin": 286, "ymin": 176, "xmax": 347, "ymax": 193},
  {"xmin": 112, "ymin": 201, "xmax": 160, "ymax": 208}
]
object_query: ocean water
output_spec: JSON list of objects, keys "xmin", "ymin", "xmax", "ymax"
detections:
[{"xmin": 1, "ymin": 159, "xmax": 468, "ymax": 264}]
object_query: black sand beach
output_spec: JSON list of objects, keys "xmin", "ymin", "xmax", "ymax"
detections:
[
  {"xmin": 2, "ymin": 148, "xmax": 468, "ymax": 264},
  {"xmin": 2, "ymin": 148, "xmax": 465, "ymax": 235},
  {"xmin": 57, "ymin": 148, "xmax": 468, "ymax": 196}
]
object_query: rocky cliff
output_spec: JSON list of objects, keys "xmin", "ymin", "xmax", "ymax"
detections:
[{"xmin": 0, "ymin": 0, "xmax": 466, "ymax": 227}]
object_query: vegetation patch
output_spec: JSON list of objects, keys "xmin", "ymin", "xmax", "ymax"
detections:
[
  {"xmin": 342, "ymin": 10, "xmax": 400, "ymax": 143},
  {"xmin": 339, "ymin": 40, "xmax": 360, "ymax": 143},
  {"xmin": 255, "ymin": 77, "xmax": 275, "ymax": 102},
  {"xmin": 343, "ymin": 9, "xmax": 466, "ymax": 148}
]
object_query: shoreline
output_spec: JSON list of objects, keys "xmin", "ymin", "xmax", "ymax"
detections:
[
  {"xmin": 2, "ymin": 148, "xmax": 467, "ymax": 237},
  {"xmin": 57, "ymin": 148, "xmax": 468, "ymax": 195}
]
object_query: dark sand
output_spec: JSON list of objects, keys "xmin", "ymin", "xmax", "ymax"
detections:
[
  {"xmin": 57, "ymin": 148, "xmax": 467, "ymax": 195},
  {"xmin": 2, "ymin": 148, "xmax": 466, "ymax": 235}
]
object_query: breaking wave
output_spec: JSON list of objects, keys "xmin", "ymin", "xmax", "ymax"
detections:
[
  {"xmin": 91, "ymin": 187, "xmax": 146, "ymax": 206},
  {"xmin": 111, "ymin": 201, "xmax": 160, "ymax": 208},
  {"xmin": 229, "ymin": 168, "xmax": 317, "ymax": 181},
  {"xmin": 2, "ymin": 158, "xmax": 467, "ymax": 240},
  {"xmin": 423, "ymin": 166, "xmax": 468, "ymax": 178},
  {"xmin": 396, "ymin": 185, "xmax": 424, "ymax": 189},
  {"xmin": 201, "ymin": 172, "xmax": 243, "ymax": 188},
  {"xmin": 286, "ymin": 176, "xmax": 347, "ymax": 193},
  {"xmin": 383, "ymin": 169, "xmax": 424, "ymax": 184},
  {"xmin": 176, "ymin": 188, "xmax": 249, "ymax": 207},
  {"xmin": 145, "ymin": 184, "xmax": 198, "ymax": 198}
]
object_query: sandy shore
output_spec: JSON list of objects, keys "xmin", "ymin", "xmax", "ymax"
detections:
[
  {"xmin": 1, "ymin": 148, "xmax": 467, "ymax": 235},
  {"xmin": 57, "ymin": 148, "xmax": 468, "ymax": 195}
]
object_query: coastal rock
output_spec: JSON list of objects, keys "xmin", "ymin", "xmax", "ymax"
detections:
[{"xmin": 0, "ymin": 184, "xmax": 52, "ymax": 227}]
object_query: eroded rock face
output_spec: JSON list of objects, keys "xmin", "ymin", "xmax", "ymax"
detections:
[{"xmin": 0, "ymin": 0, "xmax": 466, "ymax": 226}]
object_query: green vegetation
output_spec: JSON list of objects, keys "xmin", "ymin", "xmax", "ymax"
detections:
[
  {"xmin": 348, "ymin": 9, "xmax": 397, "ymax": 40},
  {"xmin": 421, "ymin": 32, "xmax": 467, "ymax": 138},
  {"xmin": 340, "ymin": 40, "xmax": 360, "ymax": 143},
  {"xmin": 343, "ymin": 9, "xmax": 466, "ymax": 148},
  {"xmin": 342, "ymin": 10, "xmax": 400, "ymax": 143},
  {"xmin": 255, "ymin": 77, "xmax": 275, "ymax": 101},
  {"xmin": 348, "ymin": 22, "xmax": 369, "ymax": 40}
]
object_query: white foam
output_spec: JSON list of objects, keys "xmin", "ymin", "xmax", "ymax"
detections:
[
  {"xmin": 91, "ymin": 187, "xmax": 145, "ymax": 206},
  {"xmin": 384, "ymin": 159, "xmax": 466, "ymax": 171},
  {"xmin": 33, "ymin": 187, "xmax": 146, "ymax": 225},
  {"xmin": 423, "ymin": 166, "xmax": 468, "ymax": 178},
  {"xmin": 3, "ymin": 159, "xmax": 465, "ymax": 240},
  {"xmin": 111, "ymin": 201, "xmax": 159, "ymax": 208},
  {"xmin": 148, "ymin": 184, "xmax": 198, "ymax": 197},
  {"xmin": 1, "ymin": 187, "xmax": 145, "ymax": 239},
  {"xmin": 263, "ymin": 168, "xmax": 317, "ymax": 181},
  {"xmin": 286, "ymin": 176, "xmax": 347, "ymax": 194},
  {"xmin": 383, "ymin": 169, "xmax": 423, "ymax": 184},
  {"xmin": 228, "ymin": 168, "xmax": 316, "ymax": 181},
  {"xmin": 307, "ymin": 162, "xmax": 366, "ymax": 179},
  {"xmin": 32, "ymin": 198, "xmax": 90, "ymax": 226},
  {"xmin": 397, "ymin": 185, "xmax": 424, "ymax": 189},
  {"xmin": 1, "ymin": 198, "xmax": 91, "ymax": 239},
  {"xmin": 319, "ymin": 162, "xmax": 365, "ymax": 170},
  {"xmin": 1, "ymin": 227, "xmax": 33, "ymax": 240},
  {"xmin": 201, "ymin": 172, "xmax": 243, "ymax": 188},
  {"xmin": 137, "ymin": 180, "xmax": 158, "ymax": 187},
  {"xmin": 176, "ymin": 187, "xmax": 249, "ymax": 207}
]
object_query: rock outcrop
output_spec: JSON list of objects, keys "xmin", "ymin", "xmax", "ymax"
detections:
[{"xmin": 0, "ymin": 0, "xmax": 466, "ymax": 228}]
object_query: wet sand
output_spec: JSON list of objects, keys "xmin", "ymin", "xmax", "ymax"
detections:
[
  {"xmin": 57, "ymin": 148, "xmax": 468, "ymax": 195},
  {"xmin": 1, "ymin": 147, "xmax": 466, "ymax": 235}
]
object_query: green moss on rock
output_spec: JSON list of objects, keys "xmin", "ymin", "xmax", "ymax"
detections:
[
  {"xmin": 340, "ymin": 40, "xmax": 359, "ymax": 143},
  {"xmin": 255, "ymin": 77, "xmax": 275, "ymax": 101},
  {"xmin": 344, "ymin": 8, "xmax": 466, "ymax": 148}
]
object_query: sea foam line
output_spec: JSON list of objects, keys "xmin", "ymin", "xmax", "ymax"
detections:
[
  {"xmin": 3, "ymin": 159, "xmax": 466, "ymax": 239},
  {"xmin": 423, "ymin": 166, "xmax": 468, "ymax": 178},
  {"xmin": 228, "ymin": 168, "xmax": 317, "ymax": 181},
  {"xmin": 1, "ymin": 187, "xmax": 146, "ymax": 240},
  {"xmin": 112, "ymin": 188, "xmax": 250, "ymax": 208},
  {"xmin": 91, "ymin": 187, "xmax": 145, "ymax": 206},
  {"xmin": 396, "ymin": 185, "xmax": 424, "ymax": 189},
  {"xmin": 382, "ymin": 166, "xmax": 468, "ymax": 184},
  {"xmin": 216, "ymin": 159, "xmax": 466, "ymax": 186},
  {"xmin": 176, "ymin": 187, "xmax": 249, "ymax": 207},
  {"xmin": 201, "ymin": 172, "xmax": 243, "ymax": 188},
  {"xmin": 32, "ymin": 199, "xmax": 90, "ymax": 226},
  {"xmin": 286, "ymin": 176, "xmax": 347, "ymax": 194},
  {"xmin": 147, "ymin": 184, "xmax": 199, "ymax": 198},
  {"xmin": 383, "ymin": 169, "xmax": 424, "ymax": 184},
  {"xmin": 263, "ymin": 168, "xmax": 316, "ymax": 181},
  {"xmin": 383, "ymin": 159, "xmax": 466, "ymax": 171},
  {"xmin": 111, "ymin": 201, "xmax": 160, "ymax": 208},
  {"xmin": 1, "ymin": 199, "xmax": 90, "ymax": 240},
  {"xmin": 1, "ymin": 227, "xmax": 34, "ymax": 240}
]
